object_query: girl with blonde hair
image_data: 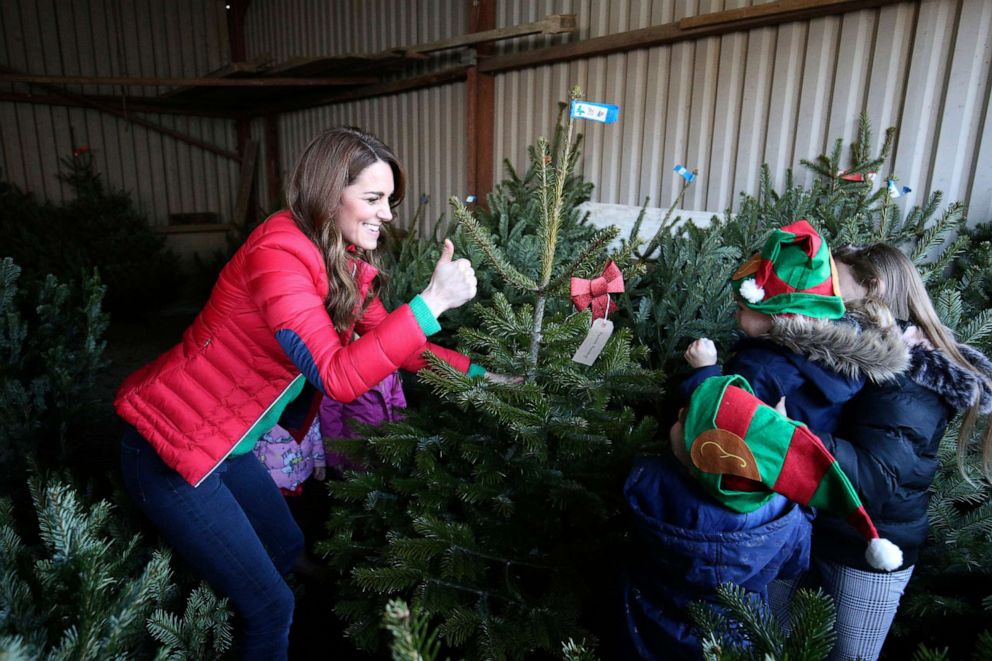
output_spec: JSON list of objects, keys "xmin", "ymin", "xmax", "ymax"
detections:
[{"xmin": 804, "ymin": 242, "xmax": 992, "ymax": 660}]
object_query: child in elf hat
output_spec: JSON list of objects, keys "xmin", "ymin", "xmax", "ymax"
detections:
[
  {"xmin": 680, "ymin": 220, "xmax": 906, "ymax": 434},
  {"xmin": 620, "ymin": 374, "xmax": 901, "ymax": 660}
]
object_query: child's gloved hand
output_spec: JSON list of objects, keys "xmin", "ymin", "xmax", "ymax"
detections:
[
  {"xmin": 312, "ymin": 466, "xmax": 326, "ymax": 481},
  {"xmin": 684, "ymin": 338, "xmax": 718, "ymax": 368}
]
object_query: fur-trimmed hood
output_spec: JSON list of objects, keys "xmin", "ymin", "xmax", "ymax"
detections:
[
  {"xmin": 906, "ymin": 338, "xmax": 992, "ymax": 413},
  {"xmin": 765, "ymin": 312, "xmax": 909, "ymax": 384}
]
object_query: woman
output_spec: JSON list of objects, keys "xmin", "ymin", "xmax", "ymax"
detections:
[
  {"xmin": 808, "ymin": 243, "xmax": 992, "ymax": 660},
  {"xmin": 116, "ymin": 127, "xmax": 488, "ymax": 659}
]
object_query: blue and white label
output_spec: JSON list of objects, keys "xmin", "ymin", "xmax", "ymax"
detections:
[
  {"xmin": 674, "ymin": 164, "xmax": 696, "ymax": 182},
  {"xmin": 570, "ymin": 100, "xmax": 620, "ymax": 124},
  {"xmin": 887, "ymin": 179, "xmax": 911, "ymax": 199}
]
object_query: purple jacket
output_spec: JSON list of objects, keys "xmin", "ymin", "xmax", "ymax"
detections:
[
  {"xmin": 319, "ymin": 371, "xmax": 406, "ymax": 471},
  {"xmin": 253, "ymin": 417, "xmax": 325, "ymax": 492}
]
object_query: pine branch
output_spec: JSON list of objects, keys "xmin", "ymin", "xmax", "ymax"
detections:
[{"xmin": 451, "ymin": 199, "xmax": 537, "ymax": 293}]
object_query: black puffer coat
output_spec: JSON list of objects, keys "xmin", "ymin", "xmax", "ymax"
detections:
[{"xmin": 813, "ymin": 335, "xmax": 992, "ymax": 571}]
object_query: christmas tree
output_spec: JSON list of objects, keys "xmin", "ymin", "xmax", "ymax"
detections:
[
  {"xmin": 621, "ymin": 116, "xmax": 992, "ymax": 657},
  {"xmin": 0, "ymin": 476, "xmax": 232, "ymax": 659},
  {"xmin": 320, "ymin": 88, "xmax": 660, "ymax": 658}
]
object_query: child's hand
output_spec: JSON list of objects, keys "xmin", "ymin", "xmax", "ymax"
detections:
[
  {"xmin": 684, "ymin": 338, "xmax": 718, "ymax": 368},
  {"xmin": 313, "ymin": 466, "xmax": 326, "ymax": 481}
]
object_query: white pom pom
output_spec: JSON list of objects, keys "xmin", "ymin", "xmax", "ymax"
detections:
[
  {"xmin": 865, "ymin": 537, "xmax": 903, "ymax": 571},
  {"xmin": 739, "ymin": 278, "xmax": 765, "ymax": 305}
]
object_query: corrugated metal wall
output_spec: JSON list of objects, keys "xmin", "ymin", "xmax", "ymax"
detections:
[
  {"xmin": 245, "ymin": 1, "xmax": 470, "ymax": 232},
  {"xmin": 251, "ymin": 85, "xmax": 467, "ymax": 234},
  {"xmin": 0, "ymin": 0, "xmax": 237, "ymax": 225},
  {"xmin": 493, "ymin": 0, "xmax": 992, "ymax": 222},
  {"xmin": 2, "ymin": 0, "xmax": 989, "ymax": 233}
]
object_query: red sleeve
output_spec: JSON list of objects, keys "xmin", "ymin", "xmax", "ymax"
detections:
[
  {"xmin": 357, "ymin": 297, "xmax": 471, "ymax": 373},
  {"xmin": 245, "ymin": 240, "xmax": 433, "ymax": 403}
]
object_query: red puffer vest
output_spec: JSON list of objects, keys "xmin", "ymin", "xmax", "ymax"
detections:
[{"xmin": 115, "ymin": 211, "xmax": 469, "ymax": 486}]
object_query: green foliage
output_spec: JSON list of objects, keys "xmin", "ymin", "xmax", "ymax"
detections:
[
  {"xmin": 384, "ymin": 599, "xmax": 445, "ymax": 661},
  {"xmin": 0, "ymin": 151, "xmax": 180, "ymax": 316},
  {"xmin": 0, "ymin": 477, "xmax": 231, "ymax": 659},
  {"xmin": 322, "ymin": 91, "xmax": 661, "ymax": 659},
  {"xmin": 0, "ymin": 258, "xmax": 108, "ymax": 486},
  {"xmin": 620, "ymin": 114, "xmax": 992, "ymax": 655},
  {"xmin": 621, "ymin": 115, "xmax": 969, "ymax": 385},
  {"xmin": 688, "ymin": 583, "xmax": 836, "ymax": 661},
  {"xmin": 146, "ymin": 586, "xmax": 233, "ymax": 661},
  {"xmin": 383, "ymin": 599, "xmax": 601, "ymax": 661}
]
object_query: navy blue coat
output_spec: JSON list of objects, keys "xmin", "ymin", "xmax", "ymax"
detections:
[
  {"xmin": 620, "ymin": 457, "xmax": 813, "ymax": 659},
  {"xmin": 680, "ymin": 314, "xmax": 908, "ymax": 434},
  {"xmin": 681, "ymin": 338, "xmax": 863, "ymax": 434},
  {"xmin": 812, "ymin": 341, "xmax": 992, "ymax": 571}
]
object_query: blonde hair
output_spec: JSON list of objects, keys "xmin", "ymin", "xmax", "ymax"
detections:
[
  {"xmin": 288, "ymin": 127, "xmax": 405, "ymax": 331},
  {"xmin": 835, "ymin": 243, "xmax": 992, "ymax": 479}
]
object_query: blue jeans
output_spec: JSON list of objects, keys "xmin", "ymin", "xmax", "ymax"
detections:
[{"xmin": 121, "ymin": 426, "xmax": 303, "ymax": 660}]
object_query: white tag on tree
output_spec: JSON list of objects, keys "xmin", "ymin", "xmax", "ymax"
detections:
[{"xmin": 572, "ymin": 318, "xmax": 613, "ymax": 365}]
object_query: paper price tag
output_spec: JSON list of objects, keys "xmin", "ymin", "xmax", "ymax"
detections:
[
  {"xmin": 572, "ymin": 318, "xmax": 614, "ymax": 366},
  {"xmin": 569, "ymin": 100, "xmax": 620, "ymax": 124}
]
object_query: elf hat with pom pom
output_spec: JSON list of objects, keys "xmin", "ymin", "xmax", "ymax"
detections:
[
  {"xmin": 731, "ymin": 219, "xmax": 845, "ymax": 320},
  {"xmin": 682, "ymin": 374, "xmax": 903, "ymax": 572}
]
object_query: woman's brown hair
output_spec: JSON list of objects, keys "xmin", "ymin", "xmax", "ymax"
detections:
[
  {"xmin": 835, "ymin": 243, "xmax": 992, "ymax": 480},
  {"xmin": 288, "ymin": 127, "xmax": 405, "ymax": 331}
]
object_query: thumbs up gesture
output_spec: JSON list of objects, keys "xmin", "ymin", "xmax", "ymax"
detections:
[{"xmin": 419, "ymin": 239, "xmax": 478, "ymax": 318}]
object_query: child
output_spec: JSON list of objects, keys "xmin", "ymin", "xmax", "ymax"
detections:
[
  {"xmin": 802, "ymin": 243, "xmax": 992, "ymax": 660},
  {"xmin": 319, "ymin": 369, "xmax": 407, "ymax": 474},
  {"xmin": 253, "ymin": 415, "xmax": 326, "ymax": 496},
  {"xmin": 620, "ymin": 375, "xmax": 901, "ymax": 659},
  {"xmin": 681, "ymin": 220, "xmax": 906, "ymax": 433}
]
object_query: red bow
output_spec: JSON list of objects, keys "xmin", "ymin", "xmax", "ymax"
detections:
[{"xmin": 570, "ymin": 261, "xmax": 624, "ymax": 319}]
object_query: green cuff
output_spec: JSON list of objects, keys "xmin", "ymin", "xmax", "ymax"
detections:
[
  {"xmin": 408, "ymin": 295, "xmax": 441, "ymax": 337},
  {"xmin": 467, "ymin": 363, "xmax": 487, "ymax": 378}
]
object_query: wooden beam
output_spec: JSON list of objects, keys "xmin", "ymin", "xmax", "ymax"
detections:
[
  {"xmin": 466, "ymin": 0, "xmax": 497, "ymax": 211},
  {"xmin": 0, "ymin": 91, "xmax": 237, "ymax": 118},
  {"xmin": 0, "ymin": 74, "xmax": 377, "ymax": 87},
  {"xmin": 410, "ymin": 13, "xmax": 575, "ymax": 55},
  {"xmin": 479, "ymin": 0, "xmax": 903, "ymax": 73},
  {"xmin": 256, "ymin": 66, "xmax": 469, "ymax": 116},
  {"xmin": 264, "ymin": 114, "xmax": 281, "ymax": 206},
  {"xmin": 680, "ymin": 0, "xmax": 865, "ymax": 29},
  {"xmin": 226, "ymin": 0, "xmax": 249, "ymax": 63},
  {"xmin": 234, "ymin": 140, "xmax": 260, "ymax": 228},
  {"xmin": 0, "ymin": 65, "xmax": 240, "ymax": 160}
]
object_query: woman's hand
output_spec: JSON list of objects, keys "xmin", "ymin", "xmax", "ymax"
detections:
[
  {"xmin": 684, "ymin": 338, "xmax": 718, "ymax": 368},
  {"xmin": 419, "ymin": 239, "xmax": 477, "ymax": 318},
  {"xmin": 312, "ymin": 466, "xmax": 326, "ymax": 481}
]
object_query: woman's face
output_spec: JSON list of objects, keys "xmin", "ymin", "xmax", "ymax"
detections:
[
  {"xmin": 336, "ymin": 160, "xmax": 394, "ymax": 250},
  {"xmin": 736, "ymin": 303, "xmax": 773, "ymax": 337}
]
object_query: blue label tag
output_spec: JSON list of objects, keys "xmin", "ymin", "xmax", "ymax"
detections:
[
  {"xmin": 569, "ymin": 100, "xmax": 620, "ymax": 124},
  {"xmin": 887, "ymin": 179, "xmax": 910, "ymax": 198},
  {"xmin": 674, "ymin": 164, "xmax": 696, "ymax": 182}
]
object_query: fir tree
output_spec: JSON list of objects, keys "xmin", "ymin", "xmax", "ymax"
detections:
[
  {"xmin": 0, "ymin": 149, "xmax": 180, "ymax": 316},
  {"xmin": 687, "ymin": 583, "xmax": 836, "ymax": 661},
  {"xmin": 0, "ymin": 476, "xmax": 232, "ymax": 659},
  {"xmin": 320, "ymin": 88, "xmax": 661, "ymax": 658},
  {"xmin": 0, "ymin": 258, "xmax": 108, "ymax": 486}
]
